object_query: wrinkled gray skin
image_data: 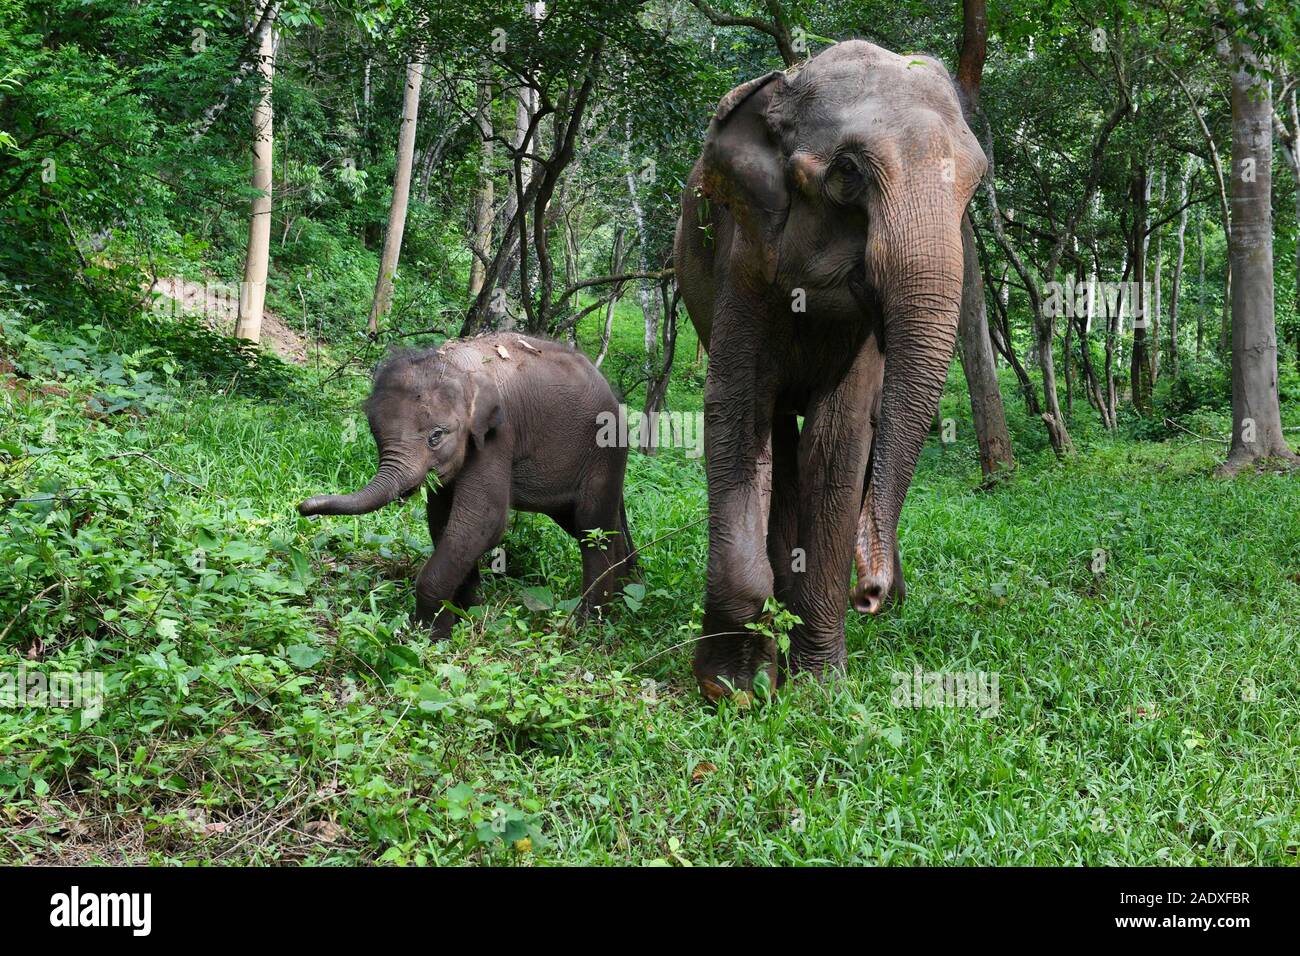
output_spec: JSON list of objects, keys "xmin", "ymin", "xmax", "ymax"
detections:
[
  {"xmin": 300, "ymin": 334, "xmax": 635, "ymax": 637},
  {"xmin": 674, "ymin": 41, "xmax": 986, "ymax": 699}
]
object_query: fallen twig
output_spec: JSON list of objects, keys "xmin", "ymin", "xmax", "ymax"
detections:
[
  {"xmin": 0, "ymin": 581, "xmax": 62, "ymax": 644},
  {"xmin": 100, "ymin": 450, "xmax": 210, "ymax": 492},
  {"xmin": 1163, "ymin": 418, "xmax": 1229, "ymax": 445}
]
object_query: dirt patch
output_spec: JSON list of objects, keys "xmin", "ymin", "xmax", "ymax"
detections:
[
  {"xmin": 0, "ymin": 357, "xmax": 70, "ymax": 400},
  {"xmin": 0, "ymin": 355, "xmax": 141, "ymax": 422},
  {"xmin": 149, "ymin": 276, "xmax": 311, "ymax": 366}
]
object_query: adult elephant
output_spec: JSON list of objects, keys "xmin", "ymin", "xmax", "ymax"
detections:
[{"xmin": 674, "ymin": 40, "xmax": 986, "ymax": 699}]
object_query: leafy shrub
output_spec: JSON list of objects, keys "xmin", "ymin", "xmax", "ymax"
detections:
[{"xmin": 1160, "ymin": 357, "xmax": 1231, "ymax": 418}]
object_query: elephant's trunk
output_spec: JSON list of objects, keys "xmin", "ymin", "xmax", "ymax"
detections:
[
  {"xmin": 299, "ymin": 459, "xmax": 422, "ymax": 516},
  {"xmin": 852, "ymin": 200, "xmax": 964, "ymax": 613}
]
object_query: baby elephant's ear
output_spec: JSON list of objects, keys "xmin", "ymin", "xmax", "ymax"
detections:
[{"xmin": 470, "ymin": 381, "xmax": 505, "ymax": 449}]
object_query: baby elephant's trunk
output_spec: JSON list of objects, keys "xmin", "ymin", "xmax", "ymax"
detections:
[{"xmin": 299, "ymin": 461, "xmax": 421, "ymax": 516}]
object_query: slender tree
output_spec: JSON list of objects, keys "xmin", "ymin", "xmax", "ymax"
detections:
[
  {"xmin": 467, "ymin": 79, "xmax": 495, "ymax": 299},
  {"xmin": 1168, "ymin": 157, "xmax": 1196, "ymax": 379},
  {"xmin": 367, "ymin": 52, "xmax": 427, "ymax": 335},
  {"xmin": 1271, "ymin": 64, "xmax": 1300, "ymax": 363},
  {"xmin": 235, "ymin": 0, "xmax": 279, "ymax": 343},
  {"xmin": 1129, "ymin": 165, "xmax": 1152, "ymax": 414}
]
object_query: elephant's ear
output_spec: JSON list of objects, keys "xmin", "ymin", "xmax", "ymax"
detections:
[
  {"xmin": 469, "ymin": 380, "xmax": 505, "ymax": 450},
  {"xmin": 701, "ymin": 71, "xmax": 789, "ymax": 283}
]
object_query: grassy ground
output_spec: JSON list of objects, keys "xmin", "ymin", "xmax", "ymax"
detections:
[{"xmin": 2, "ymin": 300, "xmax": 1299, "ymax": 865}]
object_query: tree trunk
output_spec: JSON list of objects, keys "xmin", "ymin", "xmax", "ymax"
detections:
[
  {"xmin": 953, "ymin": 0, "xmax": 1013, "ymax": 478},
  {"xmin": 957, "ymin": 215, "xmax": 1014, "ymax": 478},
  {"xmin": 1165, "ymin": 61, "xmax": 1232, "ymax": 360},
  {"xmin": 595, "ymin": 227, "xmax": 626, "ymax": 369},
  {"xmin": 625, "ymin": 125, "xmax": 661, "ymax": 372},
  {"xmin": 1271, "ymin": 68, "xmax": 1300, "ymax": 369},
  {"xmin": 1063, "ymin": 297, "xmax": 1075, "ymax": 416},
  {"xmin": 1197, "ymin": 204, "xmax": 1205, "ymax": 356},
  {"xmin": 235, "ymin": 0, "xmax": 278, "ymax": 343},
  {"xmin": 489, "ymin": 1, "xmax": 546, "ymax": 330},
  {"xmin": 1080, "ymin": 245, "xmax": 1110, "ymax": 425},
  {"xmin": 1221, "ymin": 38, "xmax": 1296, "ymax": 473},
  {"xmin": 1149, "ymin": 169, "xmax": 1165, "ymax": 384},
  {"xmin": 367, "ymin": 55, "xmax": 426, "ymax": 336},
  {"xmin": 1220, "ymin": 261, "xmax": 1233, "ymax": 357},
  {"xmin": 460, "ymin": 34, "xmax": 602, "ymax": 338},
  {"xmin": 1105, "ymin": 251, "xmax": 1132, "ymax": 429},
  {"xmin": 640, "ymin": 280, "xmax": 680, "ymax": 456},
  {"xmin": 977, "ymin": 234, "xmax": 1040, "ymax": 416},
  {"xmin": 1035, "ymin": 315, "xmax": 1073, "ymax": 454},
  {"xmin": 1129, "ymin": 166, "xmax": 1152, "ymax": 414},
  {"xmin": 1168, "ymin": 158, "xmax": 1194, "ymax": 379},
  {"xmin": 467, "ymin": 80, "xmax": 494, "ymax": 299},
  {"xmin": 1075, "ymin": 310, "xmax": 1108, "ymax": 425}
]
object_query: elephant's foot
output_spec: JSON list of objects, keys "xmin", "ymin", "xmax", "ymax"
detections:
[
  {"xmin": 693, "ymin": 626, "xmax": 776, "ymax": 701},
  {"xmin": 786, "ymin": 638, "xmax": 847, "ymax": 682},
  {"xmin": 574, "ymin": 597, "xmax": 614, "ymax": 629},
  {"xmin": 416, "ymin": 599, "xmax": 459, "ymax": 643}
]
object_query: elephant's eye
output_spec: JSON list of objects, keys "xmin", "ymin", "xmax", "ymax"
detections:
[
  {"xmin": 427, "ymin": 427, "xmax": 446, "ymax": 448},
  {"xmin": 827, "ymin": 154, "xmax": 866, "ymax": 203},
  {"xmin": 832, "ymin": 155, "xmax": 860, "ymax": 178}
]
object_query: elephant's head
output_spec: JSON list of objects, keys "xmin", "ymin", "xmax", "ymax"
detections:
[
  {"xmin": 701, "ymin": 40, "xmax": 986, "ymax": 615},
  {"xmin": 298, "ymin": 350, "xmax": 505, "ymax": 517}
]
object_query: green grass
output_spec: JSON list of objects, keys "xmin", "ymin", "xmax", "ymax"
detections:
[{"xmin": 2, "ymin": 302, "xmax": 1299, "ymax": 865}]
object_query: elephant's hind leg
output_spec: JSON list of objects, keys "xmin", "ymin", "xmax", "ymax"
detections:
[{"xmin": 570, "ymin": 452, "xmax": 633, "ymax": 615}]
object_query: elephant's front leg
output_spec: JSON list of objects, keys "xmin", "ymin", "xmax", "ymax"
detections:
[
  {"xmin": 696, "ymin": 304, "xmax": 780, "ymax": 699},
  {"xmin": 426, "ymin": 485, "xmax": 483, "ymax": 619},
  {"xmin": 415, "ymin": 458, "xmax": 509, "ymax": 640},
  {"xmin": 788, "ymin": 341, "xmax": 883, "ymax": 676}
]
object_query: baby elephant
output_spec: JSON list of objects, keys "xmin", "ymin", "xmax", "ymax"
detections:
[{"xmin": 300, "ymin": 334, "xmax": 635, "ymax": 637}]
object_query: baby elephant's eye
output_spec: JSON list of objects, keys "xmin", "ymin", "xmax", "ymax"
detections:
[{"xmin": 427, "ymin": 427, "xmax": 446, "ymax": 448}]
